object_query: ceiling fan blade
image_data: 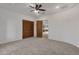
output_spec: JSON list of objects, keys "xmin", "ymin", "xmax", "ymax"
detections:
[
  {"xmin": 30, "ymin": 10, "xmax": 34, "ymax": 12},
  {"xmin": 29, "ymin": 6, "xmax": 35, "ymax": 8},
  {"xmin": 35, "ymin": 4, "xmax": 39, "ymax": 9},
  {"xmin": 39, "ymin": 9, "xmax": 46, "ymax": 11},
  {"xmin": 38, "ymin": 4, "xmax": 42, "ymax": 8}
]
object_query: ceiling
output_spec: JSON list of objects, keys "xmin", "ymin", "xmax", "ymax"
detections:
[{"xmin": 0, "ymin": 3, "xmax": 78, "ymax": 19}]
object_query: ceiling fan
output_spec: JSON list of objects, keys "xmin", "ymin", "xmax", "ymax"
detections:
[{"xmin": 29, "ymin": 4, "xmax": 46, "ymax": 13}]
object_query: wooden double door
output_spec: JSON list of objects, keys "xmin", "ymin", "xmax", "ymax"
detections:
[
  {"xmin": 23, "ymin": 20, "xmax": 43, "ymax": 39},
  {"xmin": 23, "ymin": 20, "xmax": 34, "ymax": 39}
]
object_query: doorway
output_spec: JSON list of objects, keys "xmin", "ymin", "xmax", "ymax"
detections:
[
  {"xmin": 43, "ymin": 20, "xmax": 48, "ymax": 38},
  {"xmin": 22, "ymin": 20, "xmax": 34, "ymax": 39},
  {"xmin": 36, "ymin": 20, "xmax": 48, "ymax": 38}
]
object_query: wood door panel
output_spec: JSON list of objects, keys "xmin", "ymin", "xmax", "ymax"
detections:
[
  {"xmin": 23, "ymin": 20, "xmax": 34, "ymax": 39},
  {"xmin": 37, "ymin": 21, "xmax": 43, "ymax": 37}
]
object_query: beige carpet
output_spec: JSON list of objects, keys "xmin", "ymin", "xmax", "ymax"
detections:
[{"xmin": 0, "ymin": 38, "xmax": 79, "ymax": 55}]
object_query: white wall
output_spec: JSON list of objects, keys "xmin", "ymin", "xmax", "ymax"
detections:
[
  {"xmin": 0, "ymin": 8, "xmax": 34, "ymax": 44},
  {"xmin": 0, "ymin": 9, "xmax": 7, "ymax": 43},
  {"xmin": 48, "ymin": 5, "xmax": 79, "ymax": 47}
]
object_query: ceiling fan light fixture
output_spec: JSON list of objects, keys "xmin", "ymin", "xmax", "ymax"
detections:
[
  {"xmin": 34, "ymin": 10, "xmax": 39, "ymax": 13},
  {"xmin": 33, "ymin": 10, "xmax": 39, "ymax": 15}
]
